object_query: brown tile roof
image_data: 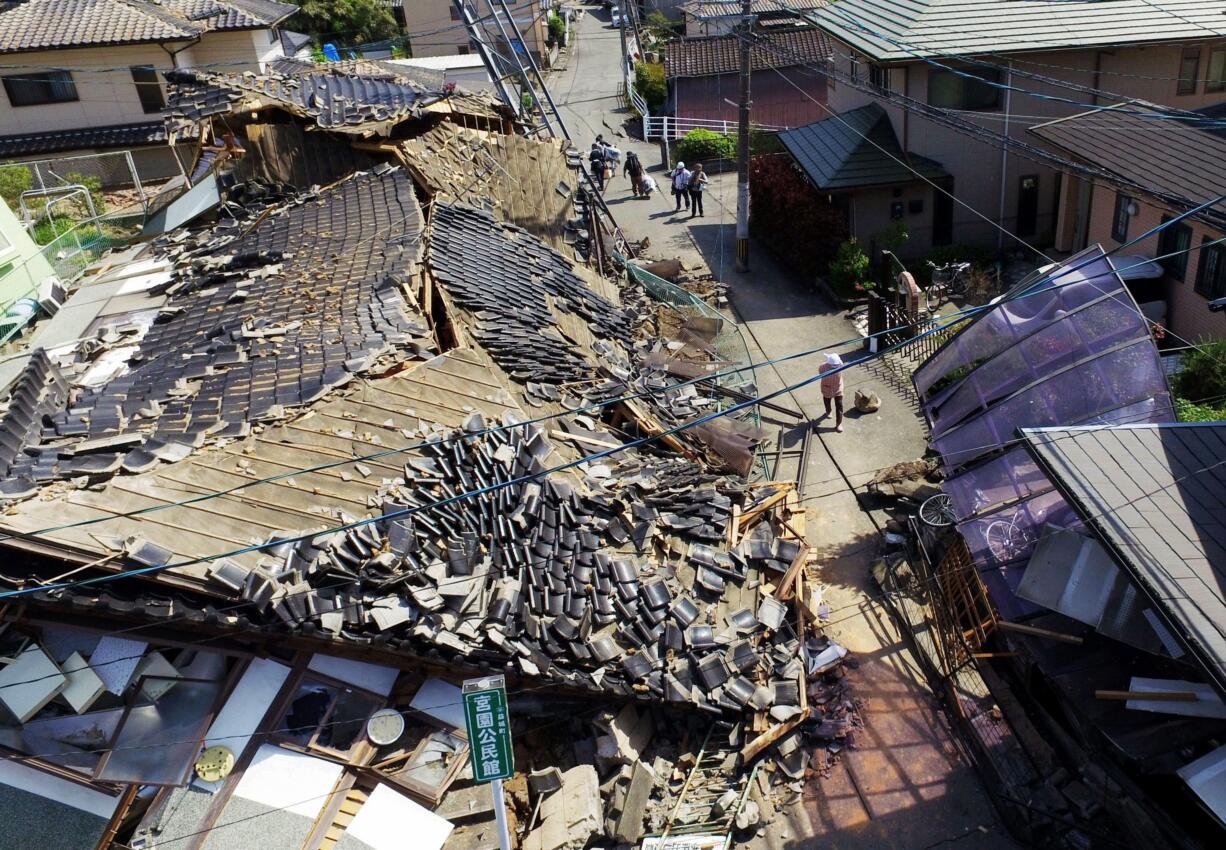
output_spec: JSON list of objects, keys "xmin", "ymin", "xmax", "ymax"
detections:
[
  {"xmin": 0, "ymin": 0, "xmax": 295, "ymax": 54},
  {"xmin": 664, "ymin": 27, "xmax": 832, "ymax": 79}
]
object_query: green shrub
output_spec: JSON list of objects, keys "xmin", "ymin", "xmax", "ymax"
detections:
[
  {"xmin": 1173, "ymin": 339, "xmax": 1226, "ymax": 406},
  {"xmin": 676, "ymin": 128, "xmax": 734, "ymax": 163},
  {"xmin": 65, "ymin": 171, "xmax": 106, "ymax": 216},
  {"xmin": 547, "ymin": 13, "xmax": 565, "ymax": 44},
  {"xmin": 828, "ymin": 238, "xmax": 871, "ymax": 298},
  {"xmin": 634, "ymin": 61, "xmax": 666, "ymax": 113},
  {"xmin": 748, "ymin": 129, "xmax": 784, "ymax": 156},
  {"xmin": 0, "ymin": 164, "xmax": 31, "ymax": 208},
  {"xmin": 31, "ymin": 215, "xmax": 74, "ymax": 246},
  {"xmin": 1175, "ymin": 396, "xmax": 1226, "ymax": 422},
  {"xmin": 644, "ymin": 10, "xmax": 680, "ymax": 42}
]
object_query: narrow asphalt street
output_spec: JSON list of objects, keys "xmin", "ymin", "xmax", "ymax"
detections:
[{"xmin": 551, "ymin": 7, "xmax": 1011, "ymax": 849}]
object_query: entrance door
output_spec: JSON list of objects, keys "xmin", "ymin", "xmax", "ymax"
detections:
[
  {"xmin": 1017, "ymin": 174, "xmax": 1039, "ymax": 237},
  {"xmin": 932, "ymin": 179, "xmax": 954, "ymax": 246}
]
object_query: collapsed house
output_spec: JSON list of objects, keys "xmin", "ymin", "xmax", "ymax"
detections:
[
  {"xmin": 877, "ymin": 253, "xmax": 1226, "ymax": 848},
  {"xmin": 0, "ymin": 64, "xmax": 840, "ymax": 850}
]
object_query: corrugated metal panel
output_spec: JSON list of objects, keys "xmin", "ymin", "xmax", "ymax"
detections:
[{"xmin": 1025, "ymin": 423, "xmax": 1226, "ymax": 696}]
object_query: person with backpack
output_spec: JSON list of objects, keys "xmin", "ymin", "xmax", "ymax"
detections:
[
  {"xmin": 670, "ymin": 161, "xmax": 691, "ymax": 212},
  {"xmin": 688, "ymin": 162, "xmax": 708, "ymax": 218},
  {"xmin": 589, "ymin": 142, "xmax": 607, "ymax": 192},
  {"xmin": 623, "ymin": 151, "xmax": 644, "ymax": 196}
]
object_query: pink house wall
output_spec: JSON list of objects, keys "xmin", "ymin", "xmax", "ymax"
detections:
[
  {"xmin": 1086, "ymin": 182, "xmax": 1226, "ymax": 343},
  {"xmin": 674, "ymin": 66, "xmax": 828, "ymax": 128}
]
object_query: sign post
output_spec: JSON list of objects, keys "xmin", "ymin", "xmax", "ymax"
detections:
[{"xmin": 462, "ymin": 675, "xmax": 514, "ymax": 850}]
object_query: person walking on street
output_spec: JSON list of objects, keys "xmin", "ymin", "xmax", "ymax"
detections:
[
  {"xmin": 589, "ymin": 143, "xmax": 607, "ymax": 192},
  {"xmin": 624, "ymin": 151, "xmax": 644, "ymax": 197},
  {"xmin": 688, "ymin": 163, "xmax": 708, "ymax": 218},
  {"xmin": 818, "ymin": 352, "xmax": 845, "ymax": 432},
  {"xmin": 670, "ymin": 161, "xmax": 691, "ymax": 212}
]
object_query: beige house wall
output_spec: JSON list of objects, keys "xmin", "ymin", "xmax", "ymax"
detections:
[
  {"xmin": 0, "ymin": 30, "xmax": 281, "ymax": 140},
  {"xmin": 824, "ymin": 37, "xmax": 1226, "ymax": 256},
  {"xmin": 1084, "ymin": 182, "xmax": 1226, "ymax": 343},
  {"xmin": 404, "ymin": 0, "xmax": 549, "ymax": 62}
]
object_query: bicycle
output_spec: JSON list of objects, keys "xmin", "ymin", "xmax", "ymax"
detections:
[
  {"xmin": 978, "ymin": 511, "xmax": 1036, "ymax": 563},
  {"xmin": 918, "ymin": 493, "xmax": 957, "ymax": 527},
  {"xmin": 925, "ymin": 260, "xmax": 971, "ymax": 310}
]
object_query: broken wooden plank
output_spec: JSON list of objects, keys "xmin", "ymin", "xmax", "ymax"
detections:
[
  {"xmin": 1095, "ymin": 690, "xmax": 1198, "ymax": 702},
  {"xmin": 997, "ymin": 621, "xmax": 1084, "ymax": 645},
  {"xmin": 738, "ymin": 484, "xmax": 794, "ymax": 532},
  {"xmin": 774, "ymin": 544, "xmax": 811, "ymax": 602},
  {"xmin": 740, "ymin": 709, "xmax": 810, "ymax": 763}
]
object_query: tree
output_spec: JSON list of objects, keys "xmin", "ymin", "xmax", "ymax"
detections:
[
  {"xmin": 291, "ymin": 0, "xmax": 399, "ymax": 45},
  {"xmin": 634, "ymin": 61, "xmax": 666, "ymax": 113}
]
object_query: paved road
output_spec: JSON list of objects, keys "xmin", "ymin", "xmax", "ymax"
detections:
[{"xmin": 551, "ymin": 8, "xmax": 1010, "ymax": 850}]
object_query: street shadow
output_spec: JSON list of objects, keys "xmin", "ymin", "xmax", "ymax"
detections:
[{"xmin": 682, "ymin": 222, "xmax": 843, "ymax": 322}]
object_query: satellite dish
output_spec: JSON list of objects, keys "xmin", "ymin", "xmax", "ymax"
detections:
[
  {"xmin": 195, "ymin": 745, "xmax": 235, "ymax": 782},
  {"xmin": 366, "ymin": 708, "xmax": 406, "ymax": 746}
]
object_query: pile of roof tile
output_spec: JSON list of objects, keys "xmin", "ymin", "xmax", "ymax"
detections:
[
  {"xmin": 164, "ymin": 66, "xmax": 443, "ymax": 130},
  {"xmin": 205, "ymin": 412, "xmax": 806, "ymax": 714},
  {"xmin": 0, "ymin": 167, "xmax": 434, "ymax": 498}
]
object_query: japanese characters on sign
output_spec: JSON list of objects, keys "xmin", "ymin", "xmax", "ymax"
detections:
[{"xmin": 462, "ymin": 676, "xmax": 514, "ymax": 783}]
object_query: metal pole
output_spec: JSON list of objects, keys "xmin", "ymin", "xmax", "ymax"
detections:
[
  {"xmin": 996, "ymin": 60, "xmax": 1013, "ymax": 252},
  {"xmin": 619, "ymin": 1, "xmax": 629, "ymax": 89},
  {"xmin": 734, "ymin": 0, "xmax": 752, "ymax": 272},
  {"xmin": 491, "ymin": 778, "xmax": 512, "ymax": 850}
]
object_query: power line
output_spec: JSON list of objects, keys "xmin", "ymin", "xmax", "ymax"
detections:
[{"xmin": 4, "ymin": 210, "xmax": 1219, "ymax": 603}]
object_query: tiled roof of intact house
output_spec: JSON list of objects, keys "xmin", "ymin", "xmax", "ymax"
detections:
[
  {"xmin": 1024, "ymin": 424, "xmax": 1226, "ymax": 697},
  {"xmin": 161, "ymin": 0, "xmax": 297, "ymax": 30},
  {"xmin": 1029, "ymin": 101, "xmax": 1226, "ymax": 229},
  {"xmin": 0, "ymin": 0, "xmax": 294, "ymax": 53},
  {"xmin": 682, "ymin": 0, "xmax": 827, "ymax": 19},
  {"xmin": 0, "ymin": 0, "xmax": 200, "ymax": 52},
  {"xmin": 779, "ymin": 102, "xmax": 948, "ymax": 190},
  {"xmin": 664, "ymin": 28, "xmax": 832, "ymax": 79},
  {"xmin": 803, "ymin": 0, "xmax": 1226, "ymax": 62},
  {"xmin": 0, "ymin": 120, "xmax": 174, "ymax": 158}
]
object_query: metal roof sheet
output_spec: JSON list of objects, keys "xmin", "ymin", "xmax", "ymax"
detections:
[
  {"xmin": 802, "ymin": 0, "xmax": 1226, "ymax": 62},
  {"xmin": 778, "ymin": 102, "xmax": 948, "ymax": 190},
  {"xmin": 1024, "ymin": 423, "xmax": 1226, "ymax": 697},
  {"xmin": 1029, "ymin": 101, "xmax": 1226, "ymax": 230}
]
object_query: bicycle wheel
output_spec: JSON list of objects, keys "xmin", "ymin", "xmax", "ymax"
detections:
[
  {"xmin": 983, "ymin": 520, "xmax": 1017, "ymax": 562},
  {"xmin": 949, "ymin": 274, "xmax": 969, "ymax": 298},
  {"xmin": 919, "ymin": 493, "xmax": 956, "ymax": 527}
]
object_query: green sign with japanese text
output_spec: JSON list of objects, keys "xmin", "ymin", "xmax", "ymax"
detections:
[{"xmin": 462, "ymin": 676, "xmax": 514, "ymax": 783}]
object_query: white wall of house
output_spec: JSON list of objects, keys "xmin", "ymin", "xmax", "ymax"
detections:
[
  {"xmin": 0, "ymin": 44, "xmax": 181, "ymax": 135},
  {"xmin": 824, "ymin": 38, "xmax": 1226, "ymax": 255},
  {"xmin": 0, "ymin": 30, "xmax": 282, "ymax": 139},
  {"xmin": 404, "ymin": 0, "xmax": 549, "ymax": 61}
]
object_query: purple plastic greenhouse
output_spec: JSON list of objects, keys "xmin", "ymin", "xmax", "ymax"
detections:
[{"xmin": 913, "ymin": 246, "xmax": 1175, "ymax": 617}]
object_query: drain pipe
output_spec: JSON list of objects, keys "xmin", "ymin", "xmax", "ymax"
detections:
[{"xmin": 995, "ymin": 60, "xmax": 1013, "ymax": 253}]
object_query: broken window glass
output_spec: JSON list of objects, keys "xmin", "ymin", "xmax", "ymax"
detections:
[
  {"xmin": 277, "ymin": 677, "xmax": 380, "ymax": 757},
  {"xmin": 95, "ymin": 678, "xmax": 223, "ymax": 785}
]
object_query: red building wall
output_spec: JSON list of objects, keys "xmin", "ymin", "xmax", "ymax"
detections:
[{"xmin": 673, "ymin": 66, "xmax": 827, "ymax": 129}]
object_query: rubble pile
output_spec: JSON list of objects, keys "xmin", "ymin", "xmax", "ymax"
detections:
[
  {"xmin": 0, "ymin": 168, "xmax": 434, "ymax": 498},
  {"xmin": 203, "ymin": 411, "xmax": 809, "ymax": 714}
]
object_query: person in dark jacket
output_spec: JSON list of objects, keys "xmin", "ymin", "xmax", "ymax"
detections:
[
  {"xmin": 688, "ymin": 163, "xmax": 708, "ymax": 218},
  {"xmin": 589, "ymin": 143, "xmax": 607, "ymax": 191},
  {"xmin": 623, "ymin": 151, "xmax": 644, "ymax": 196}
]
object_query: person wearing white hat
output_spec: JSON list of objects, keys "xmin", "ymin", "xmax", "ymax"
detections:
[
  {"xmin": 670, "ymin": 161, "xmax": 691, "ymax": 212},
  {"xmin": 818, "ymin": 352, "xmax": 845, "ymax": 432}
]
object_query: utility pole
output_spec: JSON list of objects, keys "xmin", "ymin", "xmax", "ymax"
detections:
[
  {"xmin": 735, "ymin": 0, "xmax": 752, "ymax": 273},
  {"xmin": 618, "ymin": 1, "xmax": 629, "ymax": 87}
]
